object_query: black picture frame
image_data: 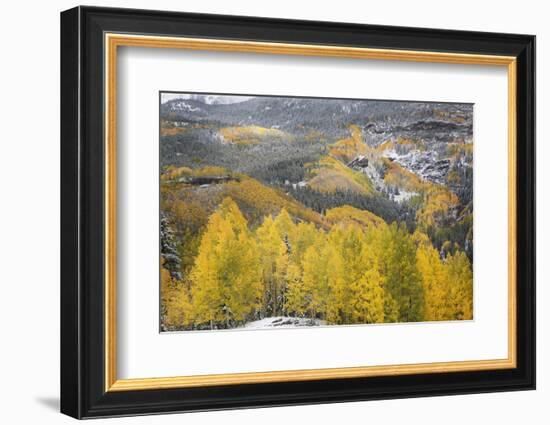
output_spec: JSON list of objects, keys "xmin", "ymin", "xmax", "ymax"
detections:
[{"xmin": 61, "ymin": 5, "xmax": 535, "ymax": 419}]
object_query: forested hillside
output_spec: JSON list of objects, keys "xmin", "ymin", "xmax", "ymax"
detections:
[{"xmin": 159, "ymin": 93, "xmax": 474, "ymax": 331}]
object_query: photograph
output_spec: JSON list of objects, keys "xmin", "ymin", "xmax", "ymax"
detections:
[{"xmin": 159, "ymin": 92, "xmax": 474, "ymax": 332}]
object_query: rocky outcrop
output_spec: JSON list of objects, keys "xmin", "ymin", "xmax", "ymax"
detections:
[
  {"xmin": 171, "ymin": 175, "xmax": 239, "ymax": 186},
  {"xmin": 347, "ymin": 155, "xmax": 369, "ymax": 169}
]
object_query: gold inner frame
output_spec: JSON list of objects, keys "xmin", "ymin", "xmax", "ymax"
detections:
[{"xmin": 104, "ymin": 33, "xmax": 518, "ymax": 392}]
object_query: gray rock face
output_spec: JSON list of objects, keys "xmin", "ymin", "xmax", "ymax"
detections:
[
  {"xmin": 347, "ymin": 156, "xmax": 369, "ymax": 169},
  {"xmin": 383, "ymin": 148, "xmax": 455, "ymax": 185}
]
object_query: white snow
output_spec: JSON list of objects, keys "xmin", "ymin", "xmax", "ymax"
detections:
[
  {"xmin": 171, "ymin": 102, "xmax": 201, "ymax": 112},
  {"xmin": 161, "ymin": 93, "xmax": 254, "ymax": 105},
  {"xmin": 243, "ymin": 316, "xmax": 326, "ymax": 329},
  {"xmin": 393, "ymin": 190, "xmax": 417, "ymax": 203}
]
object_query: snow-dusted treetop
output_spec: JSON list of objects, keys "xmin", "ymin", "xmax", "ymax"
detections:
[{"xmin": 161, "ymin": 93, "xmax": 254, "ymax": 105}]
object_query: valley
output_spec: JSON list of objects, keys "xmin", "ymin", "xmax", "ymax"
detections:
[{"xmin": 159, "ymin": 93, "xmax": 474, "ymax": 331}]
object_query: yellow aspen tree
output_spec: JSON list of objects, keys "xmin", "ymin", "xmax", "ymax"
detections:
[
  {"xmin": 225, "ymin": 231, "xmax": 262, "ymax": 323},
  {"xmin": 284, "ymin": 224, "xmax": 317, "ymax": 317},
  {"xmin": 444, "ymin": 251, "xmax": 473, "ymax": 320},
  {"xmin": 414, "ymin": 231, "xmax": 449, "ymax": 321},
  {"xmin": 274, "ymin": 208, "xmax": 295, "ymax": 244},
  {"xmin": 349, "ymin": 267, "xmax": 385, "ymax": 324},
  {"xmin": 160, "ymin": 264, "xmax": 173, "ymax": 318},
  {"xmin": 416, "ymin": 244, "xmax": 444, "ymax": 321},
  {"xmin": 290, "ymin": 221, "xmax": 318, "ymax": 267},
  {"xmin": 279, "ymin": 260, "xmax": 302, "ymax": 316},
  {"xmin": 378, "ymin": 223, "xmax": 424, "ymax": 322},
  {"xmin": 218, "ymin": 198, "xmax": 262, "ymax": 325},
  {"xmin": 368, "ymin": 224, "xmax": 398, "ymax": 322},
  {"xmin": 273, "ymin": 209, "xmax": 297, "ymax": 314},
  {"xmin": 324, "ymin": 244, "xmax": 346, "ymax": 324},
  {"xmin": 301, "ymin": 243, "xmax": 322, "ymax": 318},
  {"xmin": 300, "ymin": 234, "xmax": 344, "ymax": 322},
  {"xmin": 190, "ymin": 198, "xmax": 261, "ymax": 328},
  {"xmin": 326, "ymin": 225, "xmax": 363, "ymax": 324},
  {"xmin": 274, "ymin": 245, "xmax": 290, "ymax": 315},
  {"xmin": 190, "ymin": 211, "xmax": 226, "ymax": 327},
  {"xmin": 161, "ymin": 265, "xmax": 192, "ymax": 329},
  {"xmin": 324, "ymin": 224, "xmax": 386, "ymax": 325},
  {"xmin": 342, "ymin": 226, "xmax": 368, "ymax": 282},
  {"xmin": 256, "ymin": 215, "xmax": 287, "ymax": 316},
  {"xmin": 282, "ymin": 222, "xmax": 315, "ymax": 318},
  {"xmin": 349, "ymin": 238, "xmax": 386, "ymax": 324},
  {"xmin": 285, "ymin": 263, "xmax": 309, "ymax": 317},
  {"xmin": 300, "ymin": 231, "xmax": 330, "ymax": 319}
]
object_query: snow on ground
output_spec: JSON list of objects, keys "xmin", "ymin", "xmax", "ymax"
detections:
[
  {"xmin": 243, "ymin": 316, "xmax": 326, "ymax": 329},
  {"xmin": 393, "ymin": 189, "xmax": 417, "ymax": 203}
]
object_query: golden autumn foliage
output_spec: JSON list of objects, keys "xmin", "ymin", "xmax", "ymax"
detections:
[
  {"xmin": 308, "ymin": 155, "xmax": 375, "ymax": 195},
  {"xmin": 325, "ymin": 205, "xmax": 386, "ymax": 228},
  {"xmin": 376, "ymin": 222, "xmax": 424, "ymax": 322},
  {"xmin": 329, "ymin": 125, "xmax": 367, "ymax": 161},
  {"xmin": 256, "ymin": 214, "xmax": 290, "ymax": 317},
  {"xmin": 223, "ymin": 178, "xmax": 326, "ymax": 227},
  {"xmin": 189, "ymin": 198, "xmax": 262, "ymax": 328},
  {"xmin": 444, "ymin": 251, "xmax": 473, "ymax": 320},
  {"xmin": 414, "ymin": 231, "xmax": 473, "ymax": 321},
  {"xmin": 446, "ymin": 141, "xmax": 474, "ymax": 157},
  {"xmin": 323, "ymin": 225, "xmax": 385, "ymax": 324},
  {"xmin": 375, "ymin": 137, "xmax": 424, "ymax": 154},
  {"xmin": 416, "ymin": 186, "xmax": 460, "ymax": 228},
  {"xmin": 381, "ymin": 160, "xmax": 461, "ymax": 229},
  {"xmin": 162, "ymin": 198, "xmax": 473, "ymax": 330},
  {"xmin": 416, "ymin": 237, "xmax": 449, "ymax": 321},
  {"xmin": 161, "ymin": 169, "xmax": 327, "ymax": 229},
  {"xmin": 219, "ymin": 126, "xmax": 291, "ymax": 145},
  {"xmin": 158, "ymin": 97, "xmax": 474, "ymax": 332},
  {"xmin": 160, "ymin": 127, "xmax": 188, "ymax": 137},
  {"xmin": 161, "ymin": 165, "xmax": 194, "ymax": 182},
  {"xmin": 161, "ymin": 165, "xmax": 230, "ymax": 182},
  {"xmin": 160, "ymin": 264, "xmax": 193, "ymax": 328},
  {"xmin": 383, "ymin": 160, "xmax": 426, "ymax": 193}
]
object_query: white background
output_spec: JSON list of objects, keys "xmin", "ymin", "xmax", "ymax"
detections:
[
  {"xmin": 118, "ymin": 47, "xmax": 508, "ymax": 379},
  {"xmin": 0, "ymin": 0, "xmax": 546, "ymax": 424}
]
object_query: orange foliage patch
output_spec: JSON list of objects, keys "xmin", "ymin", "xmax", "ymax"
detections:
[
  {"xmin": 161, "ymin": 167, "xmax": 327, "ymax": 229},
  {"xmin": 329, "ymin": 125, "xmax": 366, "ymax": 161},
  {"xmin": 325, "ymin": 205, "xmax": 386, "ymax": 228},
  {"xmin": 308, "ymin": 156, "xmax": 374, "ymax": 195},
  {"xmin": 219, "ymin": 126, "xmax": 291, "ymax": 146},
  {"xmin": 383, "ymin": 161, "xmax": 426, "ymax": 193},
  {"xmin": 375, "ymin": 140, "xmax": 394, "ymax": 153},
  {"xmin": 416, "ymin": 187, "xmax": 460, "ymax": 228},
  {"xmin": 162, "ymin": 165, "xmax": 193, "ymax": 181},
  {"xmin": 224, "ymin": 178, "xmax": 327, "ymax": 228},
  {"xmin": 161, "ymin": 165, "xmax": 231, "ymax": 182},
  {"xmin": 160, "ymin": 127, "xmax": 188, "ymax": 137}
]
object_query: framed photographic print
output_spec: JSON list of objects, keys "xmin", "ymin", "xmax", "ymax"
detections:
[{"xmin": 60, "ymin": 6, "xmax": 536, "ymax": 419}]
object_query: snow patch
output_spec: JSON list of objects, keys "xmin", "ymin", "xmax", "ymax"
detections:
[
  {"xmin": 393, "ymin": 190, "xmax": 417, "ymax": 203},
  {"xmin": 170, "ymin": 101, "xmax": 201, "ymax": 112},
  {"xmin": 243, "ymin": 316, "xmax": 326, "ymax": 329}
]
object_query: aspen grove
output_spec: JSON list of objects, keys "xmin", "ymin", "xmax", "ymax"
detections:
[{"xmin": 161, "ymin": 198, "xmax": 472, "ymax": 330}]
